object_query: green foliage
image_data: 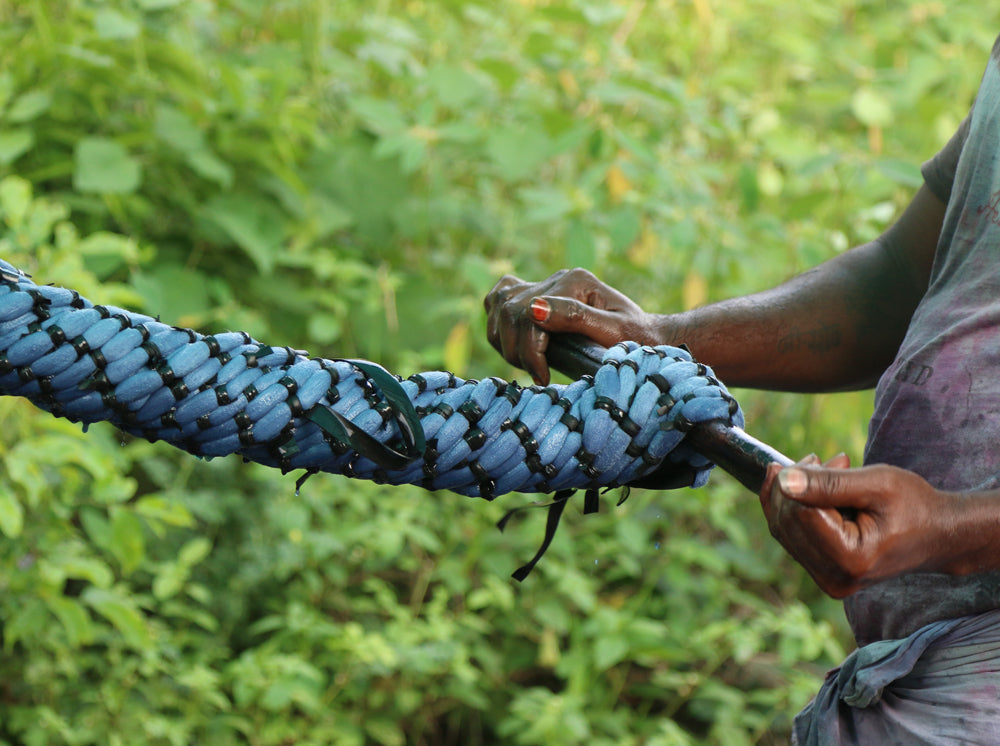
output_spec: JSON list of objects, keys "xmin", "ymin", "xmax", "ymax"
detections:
[{"xmin": 0, "ymin": 0, "xmax": 997, "ymax": 743}]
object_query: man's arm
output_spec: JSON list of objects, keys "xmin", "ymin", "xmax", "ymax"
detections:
[
  {"xmin": 661, "ymin": 184, "xmax": 945, "ymax": 391},
  {"xmin": 485, "ymin": 185, "xmax": 946, "ymax": 391}
]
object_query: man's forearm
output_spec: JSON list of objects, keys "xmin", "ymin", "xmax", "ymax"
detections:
[
  {"xmin": 934, "ymin": 490, "xmax": 1000, "ymax": 577},
  {"xmin": 651, "ymin": 185, "xmax": 945, "ymax": 392},
  {"xmin": 652, "ymin": 239, "xmax": 916, "ymax": 391}
]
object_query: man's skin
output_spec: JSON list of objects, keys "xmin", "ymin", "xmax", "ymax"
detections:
[{"xmin": 485, "ymin": 184, "xmax": 1000, "ymax": 600}]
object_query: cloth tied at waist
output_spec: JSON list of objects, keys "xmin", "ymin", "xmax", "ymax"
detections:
[{"xmin": 793, "ymin": 609, "xmax": 1000, "ymax": 745}]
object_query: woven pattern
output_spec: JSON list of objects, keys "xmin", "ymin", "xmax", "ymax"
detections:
[{"xmin": 0, "ymin": 258, "xmax": 743, "ymax": 499}]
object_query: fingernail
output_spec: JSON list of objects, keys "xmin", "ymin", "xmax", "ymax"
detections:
[
  {"xmin": 778, "ymin": 468, "xmax": 807, "ymax": 497},
  {"xmin": 530, "ymin": 298, "xmax": 550, "ymax": 323}
]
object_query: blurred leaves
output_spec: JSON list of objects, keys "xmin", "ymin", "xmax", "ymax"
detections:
[
  {"xmin": 0, "ymin": 0, "xmax": 997, "ymax": 744},
  {"xmin": 73, "ymin": 137, "xmax": 142, "ymax": 194}
]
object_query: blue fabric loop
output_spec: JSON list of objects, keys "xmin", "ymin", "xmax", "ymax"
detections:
[
  {"xmin": 115, "ymin": 369, "xmax": 164, "ymax": 402},
  {"xmin": 7, "ymin": 329, "xmax": 54, "ymax": 366},
  {"xmin": 30, "ymin": 343, "xmax": 77, "ymax": 378},
  {"xmin": 254, "ymin": 402, "xmax": 293, "ymax": 442},
  {"xmin": 167, "ymin": 341, "xmax": 211, "ymax": 378},
  {"xmin": 0, "ymin": 288, "xmax": 34, "ymax": 320}
]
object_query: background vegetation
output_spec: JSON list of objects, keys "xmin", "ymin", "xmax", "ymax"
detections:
[{"xmin": 0, "ymin": 1, "xmax": 996, "ymax": 743}]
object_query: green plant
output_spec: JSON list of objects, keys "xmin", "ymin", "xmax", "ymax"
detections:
[{"xmin": 1, "ymin": 1, "xmax": 996, "ymax": 743}]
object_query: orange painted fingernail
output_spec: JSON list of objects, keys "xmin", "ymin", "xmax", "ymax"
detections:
[{"xmin": 530, "ymin": 298, "xmax": 550, "ymax": 323}]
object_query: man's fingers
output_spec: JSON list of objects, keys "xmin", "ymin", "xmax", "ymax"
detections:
[
  {"xmin": 824, "ymin": 452, "xmax": 851, "ymax": 469},
  {"xmin": 758, "ymin": 461, "xmax": 783, "ymax": 517},
  {"xmin": 529, "ymin": 295, "xmax": 624, "ymax": 347},
  {"xmin": 777, "ymin": 464, "xmax": 874, "ymax": 511},
  {"xmin": 517, "ymin": 323, "xmax": 550, "ymax": 386}
]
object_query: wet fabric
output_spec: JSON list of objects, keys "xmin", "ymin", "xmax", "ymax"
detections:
[
  {"xmin": 794, "ymin": 34, "xmax": 1000, "ymax": 744},
  {"xmin": 853, "ymin": 34, "xmax": 1000, "ymax": 645},
  {"xmin": 793, "ymin": 610, "xmax": 1000, "ymax": 745}
]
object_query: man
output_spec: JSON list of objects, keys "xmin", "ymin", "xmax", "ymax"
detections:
[{"xmin": 484, "ymin": 36, "xmax": 1000, "ymax": 744}]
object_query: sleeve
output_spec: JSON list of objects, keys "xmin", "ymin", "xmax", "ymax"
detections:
[{"xmin": 920, "ymin": 114, "xmax": 971, "ymax": 205}]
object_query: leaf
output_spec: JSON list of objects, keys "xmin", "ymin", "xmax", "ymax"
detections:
[
  {"xmin": 50, "ymin": 555, "xmax": 114, "ymax": 589},
  {"xmin": 364, "ymin": 719, "xmax": 405, "ymax": 746},
  {"xmin": 110, "ymin": 510, "xmax": 146, "ymax": 574},
  {"xmin": 565, "ymin": 219, "xmax": 596, "ymax": 267},
  {"xmin": 203, "ymin": 193, "xmax": 285, "ymax": 273},
  {"xmin": 627, "ymin": 227, "xmax": 658, "ymax": 269},
  {"xmin": 682, "ymin": 271, "xmax": 708, "ymax": 311},
  {"xmin": 78, "ymin": 230, "xmax": 139, "ymax": 266},
  {"xmin": 0, "ymin": 128, "xmax": 34, "ymax": 165},
  {"xmin": 134, "ymin": 496, "xmax": 194, "ymax": 528},
  {"xmin": 851, "ymin": 87, "xmax": 893, "ymax": 127},
  {"xmin": 519, "ymin": 186, "xmax": 574, "ymax": 224},
  {"xmin": 131, "ymin": 263, "xmax": 212, "ymax": 321},
  {"xmin": 372, "ymin": 133, "xmax": 427, "ymax": 173},
  {"xmin": 0, "ymin": 484, "xmax": 24, "ymax": 538},
  {"xmin": 875, "ymin": 158, "xmax": 922, "ymax": 188},
  {"xmin": 593, "ymin": 635, "xmax": 629, "ymax": 670},
  {"xmin": 605, "ymin": 164, "xmax": 630, "ymax": 204},
  {"xmin": 6, "ymin": 89, "xmax": 51, "ymax": 123},
  {"xmin": 757, "ymin": 162, "xmax": 783, "ymax": 197},
  {"xmin": 82, "ymin": 587, "xmax": 152, "ymax": 650},
  {"xmin": 94, "ymin": 9, "xmax": 141, "ymax": 40},
  {"xmin": 0, "ymin": 71, "xmax": 12, "ymax": 110},
  {"xmin": 136, "ymin": 0, "xmax": 185, "ymax": 8},
  {"xmin": 308, "ymin": 194, "xmax": 353, "ymax": 237},
  {"xmin": 261, "ymin": 675, "xmax": 322, "ymax": 713},
  {"xmin": 47, "ymin": 597, "xmax": 95, "ymax": 647},
  {"xmin": 348, "ymin": 96, "xmax": 407, "ymax": 135},
  {"xmin": 154, "ymin": 104, "xmax": 205, "ymax": 152},
  {"xmin": 79, "ymin": 507, "xmax": 112, "ymax": 552},
  {"xmin": 486, "ymin": 127, "xmax": 552, "ymax": 182},
  {"xmin": 73, "ymin": 137, "xmax": 142, "ymax": 194},
  {"xmin": 306, "ymin": 312, "xmax": 343, "ymax": 344},
  {"xmin": 425, "ymin": 64, "xmax": 484, "ymax": 109},
  {"xmin": 4, "ymin": 600, "xmax": 48, "ymax": 648},
  {"xmin": 0, "ymin": 175, "xmax": 32, "ymax": 225},
  {"xmin": 152, "ymin": 565, "xmax": 185, "ymax": 601},
  {"xmin": 607, "ymin": 206, "xmax": 641, "ymax": 253},
  {"xmin": 738, "ymin": 163, "xmax": 760, "ymax": 213},
  {"xmin": 185, "ymin": 149, "xmax": 234, "ymax": 187},
  {"xmin": 477, "ymin": 57, "xmax": 521, "ymax": 91},
  {"xmin": 178, "ymin": 536, "xmax": 213, "ymax": 567},
  {"xmin": 443, "ymin": 321, "xmax": 470, "ymax": 374}
]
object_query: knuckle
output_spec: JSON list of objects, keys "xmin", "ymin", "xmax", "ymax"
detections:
[
  {"xmin": 825, "ymin": 582, "xmax": 854, "ymax": 600},
  {"xmin": 501, "ymin": 296, "xmax": 526, "ymax": 321},
  {"xmin": 486, "ymin": 275, "xmax": 520, "ymax": 301},
  {"xmin": 565, "ymin": 267, "xmax": 596, "ymax": 284},
  {"xmin": 840, "ymin": 551, "xmax": 874, "ymax": 586},
  {"xmin": 563, "ymin": 301, "xmax": 584, "ymax": 323}
]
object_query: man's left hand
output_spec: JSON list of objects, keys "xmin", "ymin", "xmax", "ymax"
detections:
[{"xmin": 759, "ymin": 455, "xmax": 948, "ymax": 598}]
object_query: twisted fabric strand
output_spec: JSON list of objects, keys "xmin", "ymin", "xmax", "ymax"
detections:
[
  {"xmin": 0, "ymin": 260, "xmax": 743, "ymax": 499},
  {"xmin": 0, "ymin": 259, "xmax": 742, "ymax": 502}
]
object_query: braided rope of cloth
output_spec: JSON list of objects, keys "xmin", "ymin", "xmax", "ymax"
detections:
[{"xmin": 0, "ymin": 259, "xmax": 743, "ymax": 574}]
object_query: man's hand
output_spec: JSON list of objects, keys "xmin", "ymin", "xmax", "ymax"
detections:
[
  {"xmin": 484, "ymin": 268, "xmax": 658, "ymax": 385},
  {"xmin": 759, "ymin": 456, "xmax": 950, "ymax": 598}
]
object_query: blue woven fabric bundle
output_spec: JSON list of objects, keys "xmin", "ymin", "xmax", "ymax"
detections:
[{"xmin": 0, "ymin": 258, "xmax": 743, "ymax": 501}]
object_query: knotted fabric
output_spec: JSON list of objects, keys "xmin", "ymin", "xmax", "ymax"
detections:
[{"xmin": 0, "ymin": 258, "xmax": 742, "ymax": 501}]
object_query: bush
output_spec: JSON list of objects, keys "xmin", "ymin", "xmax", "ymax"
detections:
[{"xmin": 1, "ymin": 1, "xmax": 996, "ymax": 743}]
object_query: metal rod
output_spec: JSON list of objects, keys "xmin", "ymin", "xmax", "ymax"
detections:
[{"xmin": 546, "ymin": 334, "xmax": 794, "ymax": 493}]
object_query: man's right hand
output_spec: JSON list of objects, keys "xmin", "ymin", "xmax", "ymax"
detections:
[{"xmin": 484, "ymin": 268, "xmax": 660, "ymax": 385}]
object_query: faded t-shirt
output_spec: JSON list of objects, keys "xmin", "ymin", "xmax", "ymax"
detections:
[{"xmin": 849, "ymin": 35, "xmax": 1000, "ymax": 646}]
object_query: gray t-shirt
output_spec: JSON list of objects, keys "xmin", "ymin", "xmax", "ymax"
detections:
[{"xmin": 847, "ymin": 36, "xmax": 1000, "ymax": 646}]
